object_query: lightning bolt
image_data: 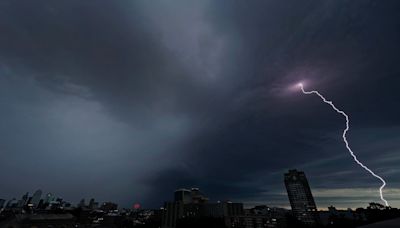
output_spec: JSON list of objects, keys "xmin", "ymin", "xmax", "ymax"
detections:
[{"xmin": 298, "ymin": 83, "xmax": 389, "ymax": 206}]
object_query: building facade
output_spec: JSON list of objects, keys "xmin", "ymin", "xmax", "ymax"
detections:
[
  {"xmin": 284, "ymin": 169, "xmax": 319, "ymax": 225},
  {"xmin": 31, "ymin": 189, "xmax": 42, "ymax": 208},
  {"xmin": 162, "ymin": 188, "xmax": 244, "ymax": 228},
  {"xmin": 174, "ymin": 189, "xmax": 192, "ymax": 204}
]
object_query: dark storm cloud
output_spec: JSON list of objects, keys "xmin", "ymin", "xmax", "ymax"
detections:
[
  {"xmin": 144, "ymin": 0, "xmax": 400, "ymax": 206},
  {"xmin": 2, "ymin": 1, "xmax": 188, "ymax": 122},
  {"xmin": 1, "ymin": 0, "xmax": 400, "ymax": 208}
]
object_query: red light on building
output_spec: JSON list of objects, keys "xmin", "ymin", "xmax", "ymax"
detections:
[{"xmin": 133, "ymin": 203, "xmax": 141, "ymax": 209}]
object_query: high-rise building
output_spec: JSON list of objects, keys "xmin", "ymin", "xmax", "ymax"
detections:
[
  {"xmin": 284, "ymin": 169, "xmax": 319, "ymax": 225},
  {"xmin": 17, "ymin": 192, "xmax": 29, "ymax": 208},
  {"xmin": 31, "ymin": 189, "xmax": 42, "ymax": 208},
  {"xmin": 22, "ymin": 192, "xmax": 29, "ymax": 202}
]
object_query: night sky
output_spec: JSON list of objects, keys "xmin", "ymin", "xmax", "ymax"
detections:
[{"xmin": 1, "ymin": 0, "xmax": 400, "ymax": 209}]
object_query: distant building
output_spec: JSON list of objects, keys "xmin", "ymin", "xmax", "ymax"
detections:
[
  {"xmin": 226, "ymin": 205, "xmax": 288, "ymax": 228},
  {"xmin": 100, "ymin": 202, "xmax": 118, "ymax": 212},
  {"xmin": 189, "ymin": 188, "xmax": 209, "ymax": 204},
  {"xmin": 162, "ymin": 188, "xmax": 243, "ymax": 228},
  {"xmin": 78, "ymin": 198, "xmax": 86, "ymax": 208},
  {"xmin": 89, "ymin": 198, "xmax": 99, "ymax": 209},
  {"xmin": 284, "ymin": 169, "xmax": 320, "ymax": 225},
  {"xmin": 31, "ymin": 189, "xmax": 42, "ymax": 208},
  {"xmin": 6, "ymin": 198, "xmax": 18, "ymax": 208},
  {"xmin": 17, "ymin": 192, "xmax": 29, "ymax": 208},
  {"xmin": 45, "ymin": 192, "xmax": 55, "ymax": 203},
  {"xmin": 174, "ymin": 189, "xmax": 192, "ymax": 204},
  {"xmin": 37, "ymin": 199, "xmax": 45, "ymax": 209},
  {"xmin": 0, "ymin": 199, "xmax": 5, "ymax": 209},
  {"xmin": 162, "ymin": 201, "xmax": 184, "ymax": 228}
]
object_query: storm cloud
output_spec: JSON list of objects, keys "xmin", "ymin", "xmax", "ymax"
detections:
[{"xmin": 0, "ymin": 0, "xmax": 399, "ymax": 208}]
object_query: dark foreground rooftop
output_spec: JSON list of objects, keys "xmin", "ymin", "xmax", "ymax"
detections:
[{"xmin": 358, "ymin": 217, "xmax": 400, "ymax": 228}]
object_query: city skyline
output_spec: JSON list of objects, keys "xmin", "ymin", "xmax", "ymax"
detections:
[
  {"xmin": 1, "ymin": 0, "xmax": 400, "ymax": 209},
  {"xmin": 0, "ymin": 169, "xmax": 395, "ymax": 211},
  {"xmin": 2, "ymin": 171, "xmax": 399, "ymax": 228}
]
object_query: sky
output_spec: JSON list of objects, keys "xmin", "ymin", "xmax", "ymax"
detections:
[{"xmin": 0, "ymin": 0, "xmax": 400, "ymax": 209}]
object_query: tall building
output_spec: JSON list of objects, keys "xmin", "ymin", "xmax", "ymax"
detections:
[
  {"xmin": 284, "ymin": 169, "xmax": 319, "ymax": 225},
  {"xmin": 31, "ymin": 189, "xmax": 42, "ymax": 208},
  {"xmin": 17, "ymin": 192, "xmax": 29, "ymax": 208}
]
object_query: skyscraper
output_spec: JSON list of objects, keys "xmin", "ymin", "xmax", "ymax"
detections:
[
  {"xmin": 31, "ymin": 189, "xmax": 42, "ymax": 208},
  {"xmin": 18, "ymin": 192, "xmax": 29, "ymax": 207},
  {"xmin": 284, "ymin": 169, "xmax": 319, "ymax": 225}
]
